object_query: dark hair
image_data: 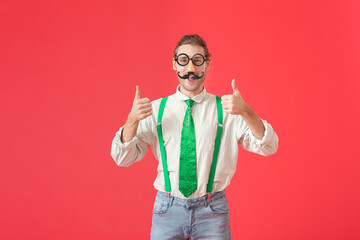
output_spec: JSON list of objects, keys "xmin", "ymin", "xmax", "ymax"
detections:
[{"xmin": 173, "ymin": 34, "xmax": 211, "ymax": 60}]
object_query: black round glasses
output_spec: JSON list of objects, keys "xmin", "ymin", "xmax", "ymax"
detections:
[{"xmin": 175, "ymin": 53, "xmax": 207, "ymax": 66}]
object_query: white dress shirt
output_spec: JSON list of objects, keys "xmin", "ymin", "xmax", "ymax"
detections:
[{"xmin": 111, "ymin": 86, "xmax": 279, "ymax": 198}]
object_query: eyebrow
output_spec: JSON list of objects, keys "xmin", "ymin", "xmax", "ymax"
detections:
[{"xmin": 178, "ymin": 53, "xmax": 204, "ymax": 57}]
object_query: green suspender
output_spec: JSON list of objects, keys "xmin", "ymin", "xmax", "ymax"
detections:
[
  {"xmin": 157, "ymin": 96, "xmax": 171, "ymax": 193},
  {"xmin": 206, "ymin": 96, "xmax": 223, "ymax": 193},
  {"xmin": 157, "ymin": 96, "xmax": 223, "ymax": 195}
]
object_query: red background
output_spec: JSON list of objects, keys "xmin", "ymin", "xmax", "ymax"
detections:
[{"xmin": 1, "ymin": 0, "xmax": 360, "ymax": 239}]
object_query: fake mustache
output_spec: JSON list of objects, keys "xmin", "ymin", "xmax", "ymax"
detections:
[{"xmin": 177, "ymin": 72, "xmax": 204, "ymax": 80}]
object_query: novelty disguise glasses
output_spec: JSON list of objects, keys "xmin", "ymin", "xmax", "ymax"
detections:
[{"xmin": 175, "ymin": 53, "xmax": 207, "ymax": 66}]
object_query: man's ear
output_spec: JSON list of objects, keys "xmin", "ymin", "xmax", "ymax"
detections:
[
  {"xmin": 206, "ymin": 59, "xmax": 210, "ymax": 70},
  {"xmin": 173, "ymin": 58, "xmax": 176, "ymax": 71}
]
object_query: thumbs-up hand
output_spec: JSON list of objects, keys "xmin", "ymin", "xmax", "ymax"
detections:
[
  {"xmin": 221, "ymin": 79, "xmax": 250, "ymax": 115},
  {"xmin": 128, "ymin": 85, "xmax": 152, "ymax": 122}
]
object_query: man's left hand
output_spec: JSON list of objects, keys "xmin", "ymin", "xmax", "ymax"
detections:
[{"xmin": 221, "ymin": 79, "xmax": 250, "ymax": 115}]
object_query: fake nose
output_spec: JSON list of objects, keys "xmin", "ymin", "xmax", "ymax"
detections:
[{"xmin": 187, "ymin": 60, "xmax": 195, "ymax": 72}]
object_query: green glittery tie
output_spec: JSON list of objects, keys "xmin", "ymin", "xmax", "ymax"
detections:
[{"xmin": 179, "ymin": 99, "xmax": 197, "ymax": 197}]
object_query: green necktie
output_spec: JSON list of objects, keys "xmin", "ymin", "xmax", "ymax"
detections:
[{"xmin": 179, "ymin": 99, "xmax": 197, "ymax": 197}]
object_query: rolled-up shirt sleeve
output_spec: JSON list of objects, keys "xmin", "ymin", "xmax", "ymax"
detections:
[
  {"xmin": 111, "ymin": 115, "xmax": 157, "ymax": 167},
  {"xmin": 237, "ymin": 118, "xmax": 279, "ymax": 156},
  {"xmin": 110, "ymin": 127, "xmax": 148, "ymax": 167}
]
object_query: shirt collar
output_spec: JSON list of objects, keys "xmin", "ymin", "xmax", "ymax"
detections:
[{"xmin": 174, "ymin": 85, "xmax": 207, "ymax": 103}]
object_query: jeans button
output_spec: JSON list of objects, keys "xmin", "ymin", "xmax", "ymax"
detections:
[{"xmin": 187, "ymin": 201, "xmax": 192, "ymax": 208}]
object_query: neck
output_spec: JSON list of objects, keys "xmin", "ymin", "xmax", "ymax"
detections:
[{"xmin": 179, "ymin": 85, "xmax": 204, "ymax": 99}]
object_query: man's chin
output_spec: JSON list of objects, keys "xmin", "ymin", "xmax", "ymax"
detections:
[
  {"xmin": 179, "ymin": 82, "xmax": 204, "ymax": 93},
  {"xmin": 181, "ymin": 80, "xmax": 198, "ymax": 87}
]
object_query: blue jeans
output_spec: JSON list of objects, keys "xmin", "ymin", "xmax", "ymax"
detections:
[{"xmin": 150, "ymin": 191, "xmax": 231, "ymax": 240}]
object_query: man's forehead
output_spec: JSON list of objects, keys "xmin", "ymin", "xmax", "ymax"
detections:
[{"xmin": 177, "ymin": 44, "xmax": 205, "ymax": 56}]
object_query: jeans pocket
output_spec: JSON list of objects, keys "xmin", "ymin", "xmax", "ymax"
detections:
[
  {"xmin": 207, "ymin": 197, "xmax": 229, "ymax": 214},
  {"xmin": 153, "ymin": 198, "xmax": 170, "ymax": 214}
]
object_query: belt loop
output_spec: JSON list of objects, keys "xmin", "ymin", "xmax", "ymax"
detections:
[{"xmin": 170, "ymin": 196, "xmax": 174, "ymax": 206}]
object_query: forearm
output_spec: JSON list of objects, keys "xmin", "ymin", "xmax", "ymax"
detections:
[
  {"xmin": 240, "ymin": 105, "xmax": 265, "ymax": 140},
  {"xmin": 121, "ymin": 115, "xmax": 140, "ymax": 143}
]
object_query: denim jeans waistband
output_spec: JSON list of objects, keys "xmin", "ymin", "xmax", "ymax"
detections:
[{"xmin": 156, "ymin": 190, "xmax": 226, "ymax": 208}]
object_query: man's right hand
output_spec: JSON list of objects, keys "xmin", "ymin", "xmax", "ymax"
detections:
[
  {"xmin": 128, "ymin": 86, "xmax": 153, "ymax": 123},
  {"xmin": 121, "ymin": 86, "xmax": 152, "ymax": 143}
]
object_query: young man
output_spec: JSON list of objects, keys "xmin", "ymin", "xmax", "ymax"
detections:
[{"xmin": 111, "ymin": 34, "xmax": 279, "ymax": 240}]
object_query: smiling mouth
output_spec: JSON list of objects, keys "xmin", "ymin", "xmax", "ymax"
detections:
[{"xmin": 177, "ymin": 72, "xmax": 204, "ymax": 80}]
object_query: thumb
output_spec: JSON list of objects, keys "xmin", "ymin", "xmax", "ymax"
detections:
[
  {"xmin": 135, "ymin": 85, "xmax": 141, "ymax": 100},
  {"xmin": 231, "ymin": 79, "xmax": 240, "ymax": 95}
]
